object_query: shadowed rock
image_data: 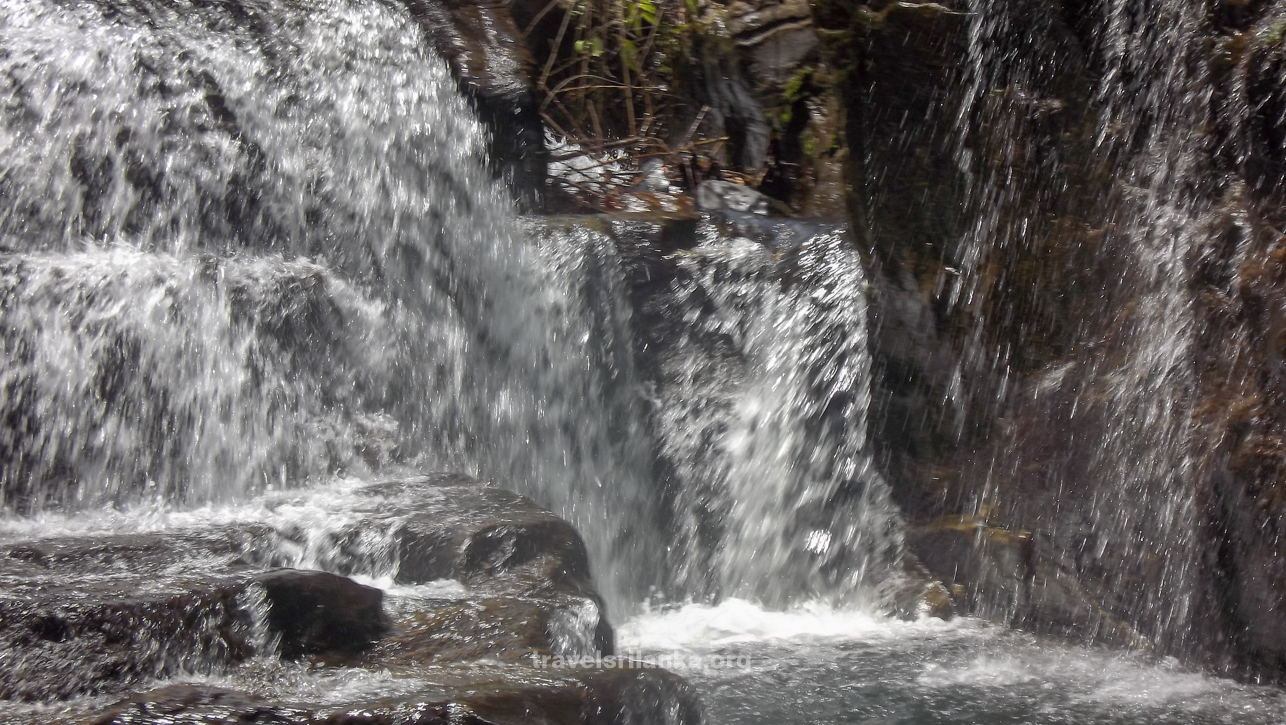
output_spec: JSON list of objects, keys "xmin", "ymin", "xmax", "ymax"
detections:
[{"xmin": 255, "ymin": 570, "xmax": 387, "ymax": 659}]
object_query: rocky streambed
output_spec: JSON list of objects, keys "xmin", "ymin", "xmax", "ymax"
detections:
[{"xmin": 0, "ymin": 473, "xmax": 700, "ymax": 724}]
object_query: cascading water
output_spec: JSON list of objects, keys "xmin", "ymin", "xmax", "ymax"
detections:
[
  {"xmin": 0, "ymin": 0, "xmax": 509, "ymax": 509},
  {"xmin": 942, "ymin": 0, "xmax": 1210, "ymax": 651},
  {"xmin": 516, "ymin": 217, "xmax": 907, "ymax": 611},
  {"xmin": 6, "ymin": 0, "xmax": 1286, "ymax": 720},
  {"xmin": 1071, "ymin": 0, "xmax": 1209, "ymax": 651},
  {"xmin": 0, "ymin": 0, "xmax": 903, "ymax": 640},
  {"xmin": 0, "ymin": 0, "xmax": 675, "ymax": 611},
  {"xmin": 636, "ymin": 225, "xmax": 903, "ymax": 608}
]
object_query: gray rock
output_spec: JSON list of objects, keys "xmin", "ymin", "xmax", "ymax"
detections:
[{"xmin": 696, "ymin": 180, "xmax": 771, "ymax": 214}]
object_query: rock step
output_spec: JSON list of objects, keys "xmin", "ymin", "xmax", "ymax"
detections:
[
  {"xmin": 0, "ymin": 474, "xmax": 676, "ymax": 724},
  {"xmin": 91, "ymin": 665, "xmax": 701, "ymax": 725},
  {"xmin": 0, "ymin": 570, "xmax": 384, "ymax": 701}
]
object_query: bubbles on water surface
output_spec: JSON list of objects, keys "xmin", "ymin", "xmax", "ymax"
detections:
[{"xmin": 619, "ymin": 600, "xmax": 1286, "ymax": 725}]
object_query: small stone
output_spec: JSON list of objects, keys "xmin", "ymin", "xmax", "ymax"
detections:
[{"xmin": 696, "ymin": 180, "xmax": 771, "ymax": 214}]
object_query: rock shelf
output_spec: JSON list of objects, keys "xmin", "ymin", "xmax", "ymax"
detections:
[{"xmin": 0, "ymin": 474, "xmax": 700, "ymax": 724}]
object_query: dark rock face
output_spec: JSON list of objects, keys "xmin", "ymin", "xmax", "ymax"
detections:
[
  {"xmin": 815, "ymin": 0, "xmax": 1190, "ymax": 657},
  {"xmin": 397, "ymin": 0, "xmax": 546, "ymax": 205},
  {"xmin": 695, "ymin": 0, "xmax": 848, "ymax": 214},
  {"xmin": 1194, "ymin": 5, "xmax": 1286, "ymax": 677},
  {"xmin": 0, "ymin": 533, "xmax": 261, "ymax": 701},
  {"xmin": 0, "ymin": 474, "xmax": 697, "ymax": 724},
  {"xmin": 0, "ymin": 580, "xmax": 257, "ymax": 701},
  {"xmin": 255, "ymin": 570, "xmax": 387, "ymax": 659},
  {"xmin": 816, "ymin": 0, "xmax": 1286, "ymax": 681},
  {"xmin": 91, "ymin": 666, "xmax": 702, "ymax": 725}
]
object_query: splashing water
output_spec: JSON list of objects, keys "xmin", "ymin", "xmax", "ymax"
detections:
[
  {"xmin": 0, "ymin": 0, "xmax": 675, "ymax": 610},
  {"xmin": 0, "ymin": 0, "xmax": 906, "ymax": 617},
  {"xmin": 643, "ymin": 228, "xmax": 902, "ymax": 608}
]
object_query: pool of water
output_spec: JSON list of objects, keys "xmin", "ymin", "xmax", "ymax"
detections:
[{"xmin": 618, "ymin": 601, "xmax": 1286, "ymax": 725}]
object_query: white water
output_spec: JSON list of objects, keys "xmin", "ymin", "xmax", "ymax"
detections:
[
  {"xmin": 0, "ymin": 0, "xmax": 670, "ymax": 609},
  {"xmin": 619, "ymin": 602, "xmax": 1286, "ymax": 724},
  {"xmin": 642, "ymin": 227, "xmax": 903, "ymax": 608}
]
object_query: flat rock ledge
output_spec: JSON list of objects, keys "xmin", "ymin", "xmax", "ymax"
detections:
[{"xmin": 0, "ymin": 473, "xmax": 700, "ymax": 725}]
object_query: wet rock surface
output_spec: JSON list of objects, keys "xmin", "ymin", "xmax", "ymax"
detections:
[
  {"xmin": 397, "ymin": 0, "xmax": 545, "ymax": 204},
  {"xmin": 0, "ymin": 474, "xmax": 698, "ymax": 724},
  {"xmin": 90, "ymin": 665, "xmax": 701, "ymax": 725},
  {"xmin": 815, "ymin": 0, "xmax": 1286, "ymax": 684},
  {"xmin": 256, "ymin": 570, "xmax": 387, "ymax": 659}
]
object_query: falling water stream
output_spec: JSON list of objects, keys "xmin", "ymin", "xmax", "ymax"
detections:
[{"xmin": 2, "ymin": 0, "xmax": 1286, "ymax": 721}]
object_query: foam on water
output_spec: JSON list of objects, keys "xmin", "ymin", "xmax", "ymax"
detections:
[
  {"xmin": 619, "ymin": 600, "xmax": 1286, "ymax": 724},
  {"xmin": 618, "ymin": 599, "xmax": 940, "ymax": 652},
  {"xmin": 0, "ymin": 474, "xmax": 383, "ymax": 542}
]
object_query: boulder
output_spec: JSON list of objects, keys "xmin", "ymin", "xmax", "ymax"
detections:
[
  {"xmin": 255, "ymin": 570, "xmax": 387, "ymax": 659},
  {"xmin": 695, "ymin": 180, "xmax": 772, "ymax": 214},
  {"xmin": 0, "ymin": 581, "xmax": 256, "ymax": 701},
  {"xmin": 0, "ymin": 562, "xmax": 390, "ymax": 699}
]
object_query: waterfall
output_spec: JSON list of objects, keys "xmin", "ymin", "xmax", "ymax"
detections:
[
  {"xmin": 530, "ymin": 219, "xmax": 906, "ymax": 611},
  {"xmin": 0, "ymin": 0, "xmax": 666, "ymax": 608},
  {"xmin": 1076, "ymin": 0, "xmax": 1209, "ymax": 651},
  {"xmin": 639, "ymin": 226, "xmax": 902, "ymax": 608},
  {"xmin": 939, "ymin": 0, "xmax": 1211, "ymax": 649},
  {"xmin": 0, "ymin": 0, "xmax": 904, "ymax": 616}
]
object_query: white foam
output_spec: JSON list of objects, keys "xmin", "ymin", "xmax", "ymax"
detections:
[
  {"xmin": 617, "ymin": 598, "xmax": 966, "ymax": 653},
  {"xmin": 361, "ymin": 578, "xmax": 470, "ymax": 600},
  {"xmin": 173, "ymin": 663, "xmax": 427, "ymax": 706},
  {"xmin": 916, "ymin": 642, "xmax": 1285, "ymax": 715},
  {"xmin": 0, "ymin": 475, "xmax": 391, "ymax": 542}
]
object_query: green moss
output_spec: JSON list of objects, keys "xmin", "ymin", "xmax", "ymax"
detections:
[
  {"xmin": 782, "ymin": 67, "xmax": 813, "ymax": 104},
  {"xmin": 1264, "ymin": 21, "xmax": 1286, "ymax": 45},
  {"xmin": 801, "ymin": 129, "xmax": 818, "ymax": 158}
]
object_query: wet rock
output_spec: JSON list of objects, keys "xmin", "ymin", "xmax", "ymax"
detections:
[
  {"xmin": 369, "ymin": 594, "xmax": 610, "ymax": 666},
  {"xmin": 0, "ymin": 473, "xmax": 687, "ymax": 718},
  {"xmin": 685, "ymin": 33, "xmax": 774, "ymax": 173},
  {"xmin": 367, "ymin": 475, "xmax": 618, "ymax": 659},
  {"xmin": 728, "ymin": 0, "xmax": 818, "ymax": 90},
  {"xmin": 890, "ymin": 552, "xmax": 955, "ymax": 621},
  {"xmin": 696, "ymin": 180, "xmax": 772, "ymax": 214},
  {"xmin": 234, "ymin": 473, "xmax": 618, "ymax": 661},
  {"xmin": 91, "ymin": 665, "xmax": 701, "ymax": 725},
  {"xmin": 0, "ymin": 534, "xmax": 265, "ymax": 701},
  {"xmin": 255, "ymin": 570, "xmax": 387, "ymax": 659},
  {"xmin": 387, "ymin": 478, "xmax": 593, "ymax": 590},
  {"xmin": 397, "ymin": 0, "xmax": 545, "ymax": 205},
  {"xmin": 0, "ymin": 563, "xmax": 394, "ymax": 699},
  {"xmin": 906, "ymin": 517, "xmax": 1147, "ymax": 649},
  {"xmin": 816, "ymin": 0, "xmax": 1165, "ymax": 661},
  {"xmin": 89, "ymin": 685, "xmax": 313, "ymax": 725},
  {"xmin": 0, "ymin": 579, "xmax": 257, "ymax": 701}
]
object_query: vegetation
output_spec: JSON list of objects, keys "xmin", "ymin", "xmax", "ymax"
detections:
[{"xmin": 524, "ymin": 0, "xmax": 731, "ymax": 206}]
